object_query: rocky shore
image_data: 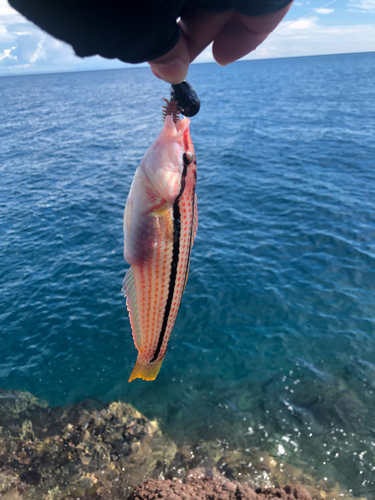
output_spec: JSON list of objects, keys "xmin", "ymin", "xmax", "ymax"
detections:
[
  {"xmin": 0, "ymin": 390, "xmax": 354, "ymax": 500},
  {"xmin": 129, "ymin": 473, "xmax": 313, "ymax": 500}
]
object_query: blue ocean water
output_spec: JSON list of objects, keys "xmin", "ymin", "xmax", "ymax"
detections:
[{"xmin": 1, "ymin": 52, "xmax": 375, "ymax": 497}]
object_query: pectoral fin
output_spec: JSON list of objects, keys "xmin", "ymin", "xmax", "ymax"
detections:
[
  {"xmin": 149, "ymin": 201, "xmax": 169, "ymax": 217},
  {"xmin": 149, "ymin": 201, "xmax": 174, "ymax": 241}
]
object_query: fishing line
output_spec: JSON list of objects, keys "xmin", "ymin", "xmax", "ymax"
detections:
[{"xmin": 275, "ymin": 0, "xmax": 337, "ymax": 32}]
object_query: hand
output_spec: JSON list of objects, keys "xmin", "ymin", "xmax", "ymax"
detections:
[{"xmin": 148, "ymin": 3, "xmax": 292, "ymax": 84}]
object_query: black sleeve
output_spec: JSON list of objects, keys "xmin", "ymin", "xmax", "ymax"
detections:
[{"xmin": 9, "ymin": 0, "xmax": 292, "ymax": 64}]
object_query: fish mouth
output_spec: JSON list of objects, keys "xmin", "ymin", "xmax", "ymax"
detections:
[{"xmin": 162, "ymin": 98, "xmax": 183, "ymax": 123}]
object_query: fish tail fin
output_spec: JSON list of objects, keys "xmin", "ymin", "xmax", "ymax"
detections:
[{"xmin": 128, "ymin": 357, "xmax": 164, "ymax": 382}]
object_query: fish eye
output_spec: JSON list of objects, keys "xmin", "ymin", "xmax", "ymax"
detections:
[{"xmin": 183, "ymin": 151, "xmax": 194, "ymax": 165}]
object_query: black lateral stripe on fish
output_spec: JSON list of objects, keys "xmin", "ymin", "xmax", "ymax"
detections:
[{"xmin": 151, "ymin": 160, "xmax": 189, "ymax": 362}]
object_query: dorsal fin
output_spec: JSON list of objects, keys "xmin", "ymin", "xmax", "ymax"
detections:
[
  {"xmin": 122, "ymin": 267, "xmax": 141, "ymax": 351},
  {"xmin": 182, "ymin": 193, "xmax": 198, "ymax": 292}
]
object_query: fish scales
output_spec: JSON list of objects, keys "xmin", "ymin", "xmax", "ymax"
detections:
[{"xmin": 123, "ymin": 114, "xmax": 197, "ymax": 382}]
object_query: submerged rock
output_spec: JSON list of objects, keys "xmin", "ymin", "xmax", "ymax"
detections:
[
  {"xmin": 0, "ymin": 389, "xmax": 355, "ymax": 500},
  {"xmin": 0, "ymin": 389, "xmax": 177, "ymax": 499}
]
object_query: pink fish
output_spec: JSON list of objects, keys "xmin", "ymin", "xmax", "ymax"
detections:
[{"xmin": 123, "ymin": 102, "xmax": 197, "ymax": 382}]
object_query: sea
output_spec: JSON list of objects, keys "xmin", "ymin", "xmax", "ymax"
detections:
[{"xmin": 1, "ymin": 52, "xmax": 374, "ymax": 498}]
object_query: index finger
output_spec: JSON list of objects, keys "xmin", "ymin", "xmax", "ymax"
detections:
[{"xmin": 213, "ymin": 2, "xmax": 293, "ymax": 66}]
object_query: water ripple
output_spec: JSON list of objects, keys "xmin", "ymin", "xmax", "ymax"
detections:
[{"xmin": 1, "ymin": 54, "xmax": 375, "ymax": 497}]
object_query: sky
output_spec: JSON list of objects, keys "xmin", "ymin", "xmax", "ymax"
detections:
[{"xmin": 0, "ymin": 0, "xmax": 374, "ymax": 76}]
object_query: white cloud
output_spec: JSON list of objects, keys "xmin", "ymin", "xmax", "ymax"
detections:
[
  {"xmin": 0, "ymin": 0, "xmax": 77, "ymax": 69},
  {"xmin": 349, "ymin": 0, "xmax": 375, "ymax": 12},
  {"xmin": 283, "ymin": 17, "xmax": 318, "ymax": 30},
  {"xmin": 0, "ymin": 0, "xmax": 17, "ymax": 15},
  {"xmin": 0, "ymin": 23, "xmax": 15, "ymax": 41},
  {"xmin": 314, "ymin": 7, "xmax": 335, "ymax": 13},
  {"xmin": 0, "ymin": 46, "xmax": 16, "ymax": 61},
  {"xmin": 248, "ymin": 17, "xmax": 375, "ymax": 59},
  {"xmin": 194, "ymin": 15, "xmax": 375, "ymax": 64},
  {"xmin": 0, "ymin": 0, "xmax": 130, "ymax": 74}
]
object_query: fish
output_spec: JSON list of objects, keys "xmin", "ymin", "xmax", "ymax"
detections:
[{"xmin": 122, "ymin": 100, "xmax": 198, "ymax": 382}]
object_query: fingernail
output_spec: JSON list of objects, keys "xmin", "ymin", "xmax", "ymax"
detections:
[{"xmin": 149, "ymin": 58, "xmax": 188, "ymax": 84}]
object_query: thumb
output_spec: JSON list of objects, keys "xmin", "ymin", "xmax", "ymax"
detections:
[{"xmin": 148, "ymin": 35, "xmax": 190, "ymax": 84}]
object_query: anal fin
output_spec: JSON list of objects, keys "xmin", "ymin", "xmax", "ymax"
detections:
[{"xmin": 122, "ymin": 266, "xmax": 141, "ymax": 351}]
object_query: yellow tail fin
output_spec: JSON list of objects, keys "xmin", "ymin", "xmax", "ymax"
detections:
[{"xmin": 128, "ymin": 358, "xmax": 164, "ymax": 382}]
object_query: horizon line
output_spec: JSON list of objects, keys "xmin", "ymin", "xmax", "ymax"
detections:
[{"xmin": 0, "ymin": 50, "xmax": 374, "ymax": 78}]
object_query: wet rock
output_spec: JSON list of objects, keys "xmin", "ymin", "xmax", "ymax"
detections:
[
  {"xmin": 256, "ymin": 484, "xmax": 312, "ymax": 500},
  {"xmin": 129, "ymin": 474, "xmax": 314, "ymax": 500},
  {"xmin": 0, "ymin": 389, "xmax": 355, "ymax": 500},
  {"xmin": 0, "ymin": 391, "xmax": 48, "ymax": 423},
  {"xmin": 19, "ymin": 469, "xmax": 41, "ymax": 486},
  {"xmin": 129, "ymin": 475, "xmax": 256, "ymax": 500},
  {"xmin": 0, "ymin": 390, "xmax": 177, "ymax": 500},
  {"xmin": 19, "ymin": 420, "xmax": 35, "ymax": 441}
]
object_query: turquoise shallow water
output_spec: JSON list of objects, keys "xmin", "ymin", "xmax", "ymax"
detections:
[{"xmin": 1, "ymin": 53, "xmax": 375, "ymax": 496}]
